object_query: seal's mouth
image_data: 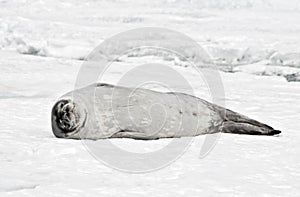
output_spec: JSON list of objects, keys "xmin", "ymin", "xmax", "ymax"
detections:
[{"xmin": 52, "ymin": 100, "xmax": 84, "ymax": 137}]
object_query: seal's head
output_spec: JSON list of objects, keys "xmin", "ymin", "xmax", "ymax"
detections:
[{"xmin": 51, "ymin": 99, "xmax": 86, "ymax": 138}]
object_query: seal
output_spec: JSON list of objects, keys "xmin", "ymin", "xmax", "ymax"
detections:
[{"xmin": 51, "ymin": 83, "xmax": 281, "ymax": 140}]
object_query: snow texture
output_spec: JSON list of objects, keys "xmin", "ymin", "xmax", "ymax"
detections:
[{"xmin": 0, "ymin": 0, "xmax": 299, "ymax": 196}]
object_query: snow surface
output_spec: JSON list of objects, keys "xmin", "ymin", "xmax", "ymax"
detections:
[{"xmin": 0, "ymin": 0, "xmax": 300, "ymax": 196}]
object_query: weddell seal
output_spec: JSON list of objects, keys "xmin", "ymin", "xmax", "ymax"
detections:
[{"xmin": 51, "ymin": 83, "xmax": 281, "ymax": 140}]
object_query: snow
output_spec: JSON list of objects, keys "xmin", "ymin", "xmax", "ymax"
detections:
[{"xmin": 0, "ymin": 0, "xmax": 300, "ymax": 196}]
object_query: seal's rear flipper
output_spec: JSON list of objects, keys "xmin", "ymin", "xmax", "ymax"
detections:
[
  {"xmin": 220, "ymin": 109, "xmax": 281, "ymax": 136},
  {"xmin": 221, "ymin": 121, "xmax": 281, "ymax": 135}
]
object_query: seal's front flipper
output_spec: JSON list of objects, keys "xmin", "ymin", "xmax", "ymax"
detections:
[
  {"xmin": 111, "ymin": 130, "xmax": 159, "ymax": 140},
  {"xmin": 220, "ymin": 109, "xmax": 281, "ymax": 136}
]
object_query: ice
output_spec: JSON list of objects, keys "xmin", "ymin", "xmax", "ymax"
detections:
[{"xmin": 0, "ymin": 0, "xmax": 300, "ymax": 196}]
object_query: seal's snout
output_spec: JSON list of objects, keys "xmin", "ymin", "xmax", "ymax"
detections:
[{"xmin": 52, "ymin": 99, "xmax": 83, "ymax": 138}]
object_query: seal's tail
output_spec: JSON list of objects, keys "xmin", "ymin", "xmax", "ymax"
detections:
[{"xmin": 220, "ymin": 109, "xmax": 281, "ymax": 136}]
